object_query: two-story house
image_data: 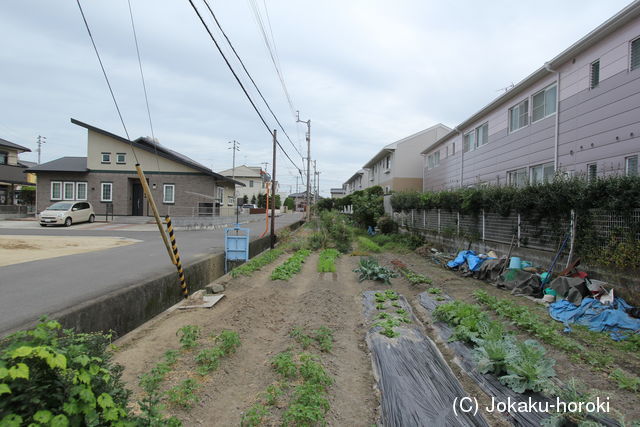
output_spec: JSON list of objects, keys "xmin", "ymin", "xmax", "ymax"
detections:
[
  {"xmin": 0, "ymin": 138, "xmax": 34, "ymax": 205},
  {"xmin": 26, "ymin": 119, "xmax": 242, "ymax": 217},
  {"xmin": 422, "ymin": 1, "xmax": 640, "ymax": 191},
  {"xmin": 217, "ymin": 165, "xmax": 266, "ymax": 205},
  {"xmin": 358, "ymin": 123, "xmax": 451, "ymax": 194},
  {"xmin": 343, "ymin": 169, "xmax": 369, "ymax": 195}
]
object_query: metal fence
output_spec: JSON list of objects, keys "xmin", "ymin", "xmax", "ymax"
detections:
[{"xmin": 588, "ymin": 208, "xmax": 640, "ymax": 250}]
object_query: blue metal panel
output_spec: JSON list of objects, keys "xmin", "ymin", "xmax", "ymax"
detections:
[{"xmin": 224, "ymin": 227, "xmax": 250, "ymax": 269}]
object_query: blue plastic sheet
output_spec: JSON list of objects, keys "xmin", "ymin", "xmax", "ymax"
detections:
[
  {"xmin": 548, "ymin": 297, "xmax": 640, "ymax": 340},
  {"xmin": 446, "ymin": 250, "xmax": 492, "ymax": 272}
]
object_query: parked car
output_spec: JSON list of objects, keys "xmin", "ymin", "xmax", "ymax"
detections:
[
  {"xmin": 39, "ymin": 201, "xmax": 95, "ymax": 227},
  {"xmin": 241, "ymin": 204, "xmax": 258, "ymax": 209}
]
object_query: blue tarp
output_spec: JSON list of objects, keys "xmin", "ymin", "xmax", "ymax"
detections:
[
  {"xmin": 446, "ymin": 250, "xmax": 493, "ymax": 272},
  {"xmin": 549, "ymin": 297, "xmax": 640, "ymax": 340}
]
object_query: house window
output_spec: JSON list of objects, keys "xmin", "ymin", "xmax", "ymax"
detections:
[
  {"xmin": 590, "ymin": 60, "xmax": 600, "ymax": 89},
  {"xmin": 384, "ymin": 155, "xmax": 390, "ymax": 169},
  {"xmin": 507, "ymin": 168, "xmax": 527, "ymax": 187},
  {"xmin": 63, "ymin": 182, "xmax": 75, "ymax": 200},
  {"xmin": 101, "ymin": 182, "xmax": 113, "ymax": 202},
  {"xmin": 532, "ymin": 84, "xmax": 557, "ymax": 122},
  {"xmin": 587, "ymin": 163, "xmax": 598, "ymax": 182},
  {"xmin": 217, "ymin": 187, "xmax": 224, "ymax": 203},
  {"xmin": 476, "ymin": 123, "xmax": 489, "ymax": 147},
  {"xmin": 445, "ymin": 146, "xmax": 449, "ymax": 157},
  {"xmin": 116, "ymin": 153, "xmax": 126, "ymax": 164},
  {"xmin": 163, "ymin": 184, "xmax": 175, "ymax": 204},
  {"xmin": 625, "ymin": 155, "xmax": 638, "ymax": 176},
  {"xmin": 249, "ymin": 180, "xmax": 254, "ymax": 188},
  {"xmin": 452, "ymin": 142, "xmax": 455, "ymax": 154},
  {"xmin": 509, "ymin": 99, "xmax": 529, "ymax": 132},
  {"xmin": 0, "ymin": 151, "xmax": 7, "ymax": 165},
  {"xmin": 101, "ymin": 152, "xmax": 111, "ymax": 164},
  {"xmin": 530, "ymin": 162, "xmax": 555, "ymax": 185},
  {"xmin": 434, "ymin": 151, "xmax": 440, "ymax": 166},
  {"xmin": 463, "ymin": 131, "xmax": 475, "ymax": 152},
  {"xmin": 76, "ymin": 182, "xmax": 88, "ymax": 200},
  {"xmin": 631, "ymin": 37, "xmax": 640, "ymax": 71},
  {"xmin": 51, "ymin": 181, "xmax": 62, "ymax": 200},
  {"xmin": 227, "ymin": 195, "xmax": 234, "ymax": 206}
]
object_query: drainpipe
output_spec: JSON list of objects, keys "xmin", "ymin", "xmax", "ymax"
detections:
[
  {"xmin": 455, "ymin": 127, "xmax": 463, "ymax": 188},
  {"xmin": 544, "ymin": 62, "xmax": 561, "ymax": 173}
]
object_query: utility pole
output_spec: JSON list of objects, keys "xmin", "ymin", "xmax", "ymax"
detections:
[
  {"xmin": 36, "ymin": 135, "xmax": 46, "ymax": 164},
  {"xmin": 270, "ymin": 130, "xmax": 277, "ymax": 249},
  {"xmin": 313, "ymin": 160, "xmax": 317, "ymax": 204},
  {"xmin": 228, "ymin": 140, "xmax": 240, "ymax": 224},
  {"xmin": 296, "ymin": 111, "xmax": 311, "ymax": 220},
  {"xmin": 316, "ymin": 171, "xmax": 321, "ymax": 202},
  {"xmin": 295, "ymin": 176, "xmax": 299, "ymax": 193}
]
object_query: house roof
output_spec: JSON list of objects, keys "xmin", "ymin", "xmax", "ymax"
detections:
[
  {"xmin": 0, "ymin": 164, "xmax": 32, "ymax": 185},
  {"xmin": 430, "ymin": 0, "xmax": 640, "ymax": 150},
  {"xmin": 25, "ymin": 157, "xmax": 88, "ymax": 173},
  {"xmin": 19, "ymin": 160, "xmax": 37, "ymax": 168},
  {"xmin": 217, "ymin": 165, "xmax": 263, "ymax": 178},
  {"xmin": 345, "ymin": 169, "xmax": 366, "ymax": 184},
  {"xmin": 0, "ymin": 138, "xmax": 31, "ymax": 153},
  {"xmin": 70, "ymin": 119, "xmax": 244, "ymax": 186},
  {"xmin": 330, "ymin": 188, "xmax": 345, "ymax": 194}
]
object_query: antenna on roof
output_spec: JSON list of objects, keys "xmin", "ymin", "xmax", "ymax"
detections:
[
  {"xmin": 496, "ymin": 82, "xmax": 515, "ymax": 93},
  {"xmin": 36, "ymin": 135, "xmax": 46, "ymax": 164}
]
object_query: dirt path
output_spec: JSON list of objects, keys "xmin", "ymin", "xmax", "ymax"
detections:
[{"xmin": 113, "ymin": 251, "xmax": 377, "ymax": 426}]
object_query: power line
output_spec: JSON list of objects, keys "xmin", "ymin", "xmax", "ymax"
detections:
[
  {"xmin": 201, "ymin": 0, "xmax": 303, "ymax": 160},
  {"xmin": 186, "ymin": 0, "xmax": 302, "ymax": 175},
  {"xmin": 75, "ymin": 0, "xmax": 139, "ymax": 163}
]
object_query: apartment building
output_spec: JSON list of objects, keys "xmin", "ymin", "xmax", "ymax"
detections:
[
  {"xmin": 423, "ymin": 1, "xmax": 640, "ymax": 190},
  {"xmin": 346, "ymin": 123, "xmax": 451, "ymax": 194}
]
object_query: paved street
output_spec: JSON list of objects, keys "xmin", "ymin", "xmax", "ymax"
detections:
[{"xmin": 0, "ymin": 213, "xmax": 303, "ymax": 335}]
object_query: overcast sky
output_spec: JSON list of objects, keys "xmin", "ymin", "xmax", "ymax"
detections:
[{"xmin": 0, "ymin": 0, "xmax": 633, "ymax": 196}]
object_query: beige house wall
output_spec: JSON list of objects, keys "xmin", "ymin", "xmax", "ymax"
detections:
[{"xmin": 391, "ymin": 177, "xmax": 423, "ymax": 192}]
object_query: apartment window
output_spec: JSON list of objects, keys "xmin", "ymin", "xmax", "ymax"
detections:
[
  {"xmin": 590, "ymin": 60, "xmax": 600, "ymax": 89},
  {"xmin": 427, "ymin": 155, "xmax": 434, "ymax": 169},
  {"xmin": 507, "ymin": 168, "xmax": 527, "ymax": 187},
  {"xmin": 452, "ymin": 142, "xmax": 456, "ymax": 155},
  {"xmin": 463, "ymin": 131, "xmax": 475, "ymax": 152},
  {"xmin": 249, "ymin": 180, "xmax": 254, "ymax": 188},
  {"xmin": 101, "ymin": 152, "xmax": 111, "ymax": 164},
  {"xmin": 227, "ymin": 195, "xmax": 234, "ymax": 206},
  {"xmin": 101, "ymin": 182, "xmax": 113, "ymax": 202},
  {"xmin": 509, "ymin": 100, "xmax": 529, "ymax": 132},
  {"xmin": 532, "ymin": 84, "xmax": 557, "ymax": 122},
  {"xmin": 51, "ymin": 181, "xmax": 62, "ymax": 200},
  {"xmin": 631, "ymin": 37, "xmax": 640, "ymax": 71},
  {"xmin": 76, "ymin": 182, "xmax": 88, "ymax": 200},
  {"xmin": 626, "ymin": 155, "xmax": 638, "ymax": 176},
  {"xmin": 163, "ymin": 184, "xmax": 175, "ymax": 203},
  {"xmin": 530, "ymin": 162, "xmax": 555, "ymax": 185},
  {"xmin": 384, "ymin": 155, "xmax": 390, "ymax": 169},
  {"xmin": 587, "ymin": 163, "xmax": 598, "ymax": 182},
  {"xmin": 63, "ymin": 182, "xmax": 75, "ymax": 200},
  {"xmin": 476, "ymin": 123, "xmax": 489, "ymax": 147},
  {"xmin": 434, "ymin": 151, "xmax": 440, "ymax": 166},
  {"xmin": 116, "ymin": 153, "xmax": 126, "ymax": 164},
  {"xmin": 445, "ymin": 146, "xmax": 449, "ymax": 157},
  {"xmin": 0, "ymin": 151, "xmax": 7, "ymax": 165}
]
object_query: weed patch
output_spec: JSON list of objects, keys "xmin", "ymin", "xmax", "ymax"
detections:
[
  {"xmin": 231, "ymin": 249, "xmax": 284, "ymax": 278},
  {"xmin": 271, "ymin": 249, "xmax": 311, "ymax": 280},
  {"xmin": 317, "ymin": 248, "xmax": 340, "ymax": 273},
  {"xmin": 166, "ymin": 378, "xmax": 200, "ymax": 409}
]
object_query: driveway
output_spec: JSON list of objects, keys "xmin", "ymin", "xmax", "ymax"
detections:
[{"xmin": 0, "ymin": 213, "xmax": 304, "ymax": 335}]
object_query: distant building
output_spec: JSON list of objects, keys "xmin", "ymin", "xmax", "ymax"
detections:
[
  {"xmin": 0, "ymin": 138, "xmax": 34, "ymax": 205},
  {"xmin": 26, "ymin": 119, "xmax": 242, "ymax": 216},
  {"xmin": 217, "ymin": 165, "xmax": 269, "ymax": 204},
  {"xmin": 330, "ymin": 187, "xmax": 346, "ymax": 198},
  {"xmin": 422, "ymin": 1, "xmax": 640, "ymax": 190}
]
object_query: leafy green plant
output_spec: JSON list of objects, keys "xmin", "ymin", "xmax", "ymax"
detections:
[
  {"xmin": 231, "ymin": 249, "xmax": 284, "ymax": 278},
  {"xmin": 195, "ymin": 347, "xmax": 224, "ymax": 375},
  {"xmin": 375, "ymin": 302, "xmax": 385, "ymax": 310},
  {"xmin": 307, "ymin": 231, "xmax": 328, "ymax": 250},
  {"xmin": 610, "ymin": 369, "xmax": 640, "ymax": 392},
  {"xmin": 271, "ymin": 249, "xmax": 311, "ymax": 280},
  {"xmin": 176, "ymin": 325, "xmax": 200, "ymax": 350},
  {"xmin": 0, "ymin": 319, "xmax": 131, "ymax": 426},
  {"xmin": 163, "ymin": 350, "xmax": 180, "ymax": 365},
  {"xmin": 357, "ymin": 236, "xmax": 382, "ymax": 253},
  {"xmin": 317, "ymin": 248, "xmax": 340, "ymax": 273},
  {"xmin": 473, "ymin": 323, "xmax": 512, "ymax": 375},
  {"xmin": 354, "ymin": 258, "xmax": 398, "ymax": 285},
  {"xmin": 264, "ymin": 384, "xmax": 283, "ymax": 405},
  {"xmin": 271, "ymin": 352, "xmax": 298, "ymax": 379},
  {"xmin": 166, "ymin": 378, "xmax": 200, "ymax": 409},
  {"xmin": 433, "ymin": 300, "xmax": 491, "ymax": 343},
  {"xmin": 500, "ymin": 340, "xmax": 555, "ymax": 393},
  {"xmin": 282, "ymin": 383, "xmax": 330, "ymax": 426},
  {"xmin": 290, "ymin": 327, "xmax": 313, "ymax": 349},
  {"xmin": 215, "ymin": 330, "xmax": 241, "ymax": 355},
  {"xmin": 241, "ymin": 403, "xmax": 268, "ymax": 427},
  {"xmin": 298, "ymin": 354, "xmax": 332, "ymax": 387},
  {"xmin": 427, "ymin": 287, "xmax": 442, "ymax": 294},
  {"xmin": 313, "ymin": 327, "xmax": 333, "ymax": 353}
]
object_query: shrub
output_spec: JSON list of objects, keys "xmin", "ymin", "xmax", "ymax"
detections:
[
  {"xmin": 377, "ymin": 215, "xmax": 397, "ymax": 234},
  {"xmin": 357, "ymin": 236, "xmax": 382, "ymax": 253}
]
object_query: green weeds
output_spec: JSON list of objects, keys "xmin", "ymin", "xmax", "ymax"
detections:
[
  {"xmin": 357, "ymin": 236, "xmax": 382, "ymax": 253},
  {"xmin": 176, "ymin": 325, "xmax": 200, "ymax": 350},
  {"xmin": 231, "ymin": 249, "xmax": 284, "ymax": 278},
  {"xmin": 610, "ymin": 369, "xmax": 640, "ymax": 392},
  {"xmin": 166, "ymin": 379, "xmax": 200, "ymax": 409},
  {"xmin": 317, "ymin": 248, "xmax": 340, "ymax": 273},
  {"xmin": 271, "ymin": 249, "xmax": 311, "ymax": 280}
]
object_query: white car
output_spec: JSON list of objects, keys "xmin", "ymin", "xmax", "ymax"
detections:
[{"xmin": 39, "ymin": 201, "xmax": 96, "ymax": 227}]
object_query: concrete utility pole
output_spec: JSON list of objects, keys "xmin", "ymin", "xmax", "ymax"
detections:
[
  {"xmin": 316, "ymin": 171, "xmax": 321, "ymax": 202},
  {"xmin": 270, "ymin": 130, "xmax": 277, "ymax": 249},
  {"xmin": 36, "ymin": 135, "xmax": 46, "ymax": 164},
  {"xmin": 296, "ymin": 111, "xmax": 311, "ymax": 220},
  {"xmin": 228, "ymin": 140, "xmax": 239, "ymax": 224}
]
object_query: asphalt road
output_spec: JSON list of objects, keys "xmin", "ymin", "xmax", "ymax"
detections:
[{"xmin": 0, "ymin": 213, "xmax": 303, "ymax": 335}]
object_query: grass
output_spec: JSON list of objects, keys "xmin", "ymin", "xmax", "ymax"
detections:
[
  {"xmin": 357, "ymin": 236, "xmax": 382, "ymax": 253},
  {"xmin": 231, "ymin": 248, "xmax": 284, "ymax": 278},
  {"xmin": 317, "ymin": 248, "xmax": 341, "ymax": 272}
]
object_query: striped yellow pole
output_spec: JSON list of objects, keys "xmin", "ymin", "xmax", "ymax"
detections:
[{"xmin": 165, "ymin": 215, "xmax": 188, "ymax": 298}]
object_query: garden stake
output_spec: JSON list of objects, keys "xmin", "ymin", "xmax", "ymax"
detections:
[
  {"xmin": 499, "ymin": 234, "xmax": 516, "ymax": 277},
  {"xmin": 166, "ymin": 215, "xmax": 189, "ymax": 298}
]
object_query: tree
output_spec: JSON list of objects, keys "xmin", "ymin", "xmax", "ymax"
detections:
[
  {"xmin": 242, "ymin": 195, "xmax": 249, "ymax": 204},
  {"xmin": 251, "ymin": 195, "xmax": 257, "ymax": 205},
  {"xmin": 352, "ymin": 186, "xmax": 384, "ymax": 227},
  {"xmin": 316, "ymin": 198, "xmax": 334, "ymax": 212},
  {"xmin": 257, "ymin": 193, "xmax": 266, "ymax": 208},
  {"xmin": 274, "ymin": 194, "xmax": 281, "ymax": 209},
  {"xmin": 284, "ymin": 197, "xmax": 295, "ymax": 210}
]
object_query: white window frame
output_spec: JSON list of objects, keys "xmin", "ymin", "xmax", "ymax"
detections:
[
  {"xmin": 249, "ymin": 180, "xmax": 254, "ymax": 188},
  {"xmin": 101, "ymin": 182, "xmax": 113, "ymax": 202},
  {"xmin": 625, "ymin": 155, "xmax": 638, "ymax": 176},
  {"xmin": 63, "ymin": 182, "xmax": 75, "ymax": 200},
  {"xmin": 507, "ymin": 168, "xmax": 527, "ymax": 188},
  {"xmin": 463, "ymin": 131, "xmax": 475, "ymax": 152},
  {"xmin": 630, "ymin": 36, "xmax": 640, "ymax": 71},
  {"xmin": 531, "ymin": 84, "xmax": 557, "ymax": 123},
  {"xmin": 75, "ymin": 182, "xmax": 88, "ymax": 201},
  {"xmin": 116, "ymin": 153, "xmax": 126, "ymax": 164},
  {"xmin": 163, "ymin": 184, "xmax": 175, "ymax": 204},
  {"xmin": 101, "ymin": 152, "xmax": 111, "ymax": 164},
  {"xmin": 434, "ymin": 150, "xmax": 440, "ymax": 167},
  {"xmin": 51, "ymin": 181, "xmax": 62, "ymax": 200},
  {"xmin": 529, "ymin": 162, "xmax": 554, "ymax": 185},
  {"xmin": 476, "ymin": 123, "xmax": 489, "ymax": 148},
  {"xmin": 509, "ymin": 99, "xmax": 529, "ymax": 133},
  {"xmin": 590, "ymin": 60, "xmax": 600, "ymax": 89}
]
